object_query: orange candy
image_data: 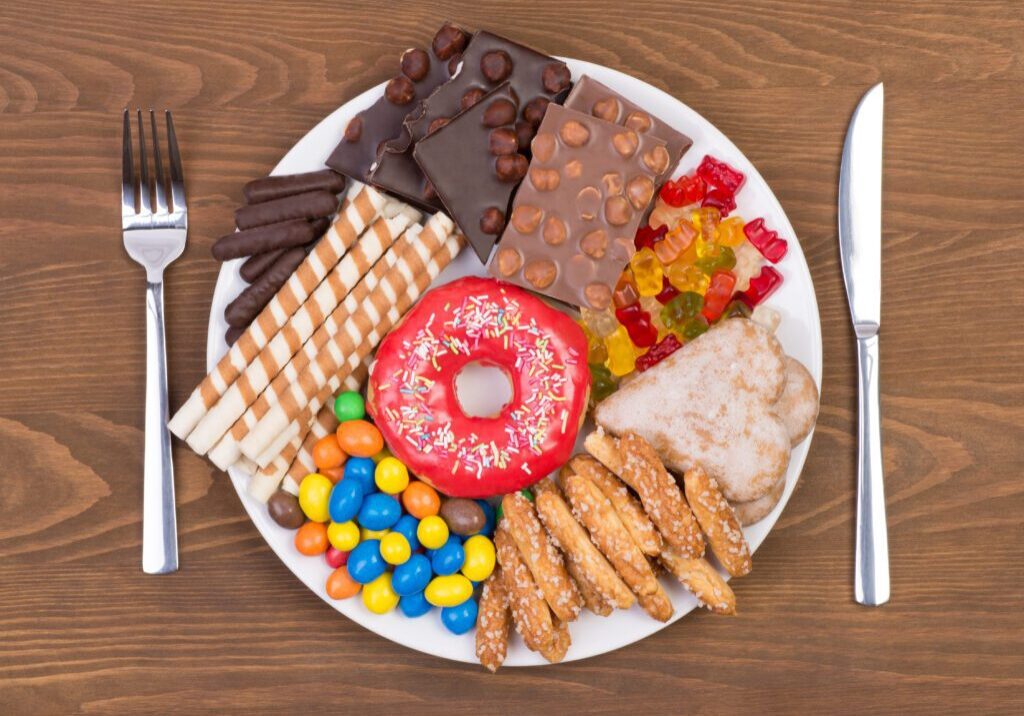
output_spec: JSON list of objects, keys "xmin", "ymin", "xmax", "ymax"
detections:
[
  {"xmin": 336, "ymin": 419, "xmax": 384, "ymax": 458},
  {"xmin": 294, "ymin": 521, "xmax": 329, "ymax": 556},
  {"xmin": 312, "ymin": 434, "xmax": 346, "ymax": 470},
  {"xmin": 402, "ymin": 480, "xmax": 441, "ymax": 519},
  {"xmin": 320, "ymin": 466, "xmax": 346, "ymax": 484},
  {"xmin": 326, "ymin": 566, "xmax": 361, "ymax": 600}
]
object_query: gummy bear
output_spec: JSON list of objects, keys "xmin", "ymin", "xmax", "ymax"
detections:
[
  {"xmin": 629, "ymin": 247, "xmax": 663, "ymax": 297},
  {"xmin": 676, "ymin": 175, "xmax": 707, "ymax": 205},
  {"xmin": 700, "ymin": 270, "xmax": 737, "ymax": 323},
  {"xmin": 743, "ymin": 218, "xmax": 789, "ymax": 263},
  {"xmin": 660, "ymin": 291, "xmax": 704, "ymax": 332},
  {"xmin": 613, "ymin": 272, "xmax": 640, "ymax": 309},
  {"xmin": 589, "ymin": 363, "xmax": 618, "ymax": 404},
  {"xmin": 614, "ymin": 302, "xmax": 648, "ymax": 327},
  {"xmin": 639, "ymin": 295, "xmax": 669, "ymax": 337},
  {"xmin": 720, "ymin": 299, "xmax": 752, "ymax": 321},
  {"xmin": 695, "ymin": 244, "xmax": 736, "ymax": 275},
  {"xmin": 736, "ymin": 265, "xmax": 783, "ymax": 307},
  {"xmin": 654, "ymin": 218, "xmax": 696, "ymax": 264},
  {"xmin": 587, "ymin": 330, "xmax": 609, "ymax": 364},
  {"xmin": 702, "ymin": 187, "xmax": 737, "ymax": 217},
  {"xmin": 604, "ymin": 326, "xmax": 637, "ymax": 377},
  {"xmin": 655, "ymin": 275, "xmax": 680, "ymax": 305},
  {"xmin": 580, "ymin": 306, "xmax": 619, "ymax": 338},
  {"xmin": 680, "ymin": 315, "xmax": 710, "ymax": 340},
  {"xmin": 658, "ymin": 180, "xmax": 687, "ymax": 207},
  {"xmin": 714, "ymin": 216, "xmax": 746, "ymax": 247},
  {"xmin": 696, "ymin": 155, "xmax": 746, "ymax": 194},
  {"xmin": 635, "ymin": 333, "xmax": 682, "ymax": 372},
  {"xmin": 634, "ymin": 223, "xmax": 667, "ymax": 251},
  {"xmin": 667, "ymin": 262, "xmax": 710, "ymax": 294},
  {"xmin": 694, "ymin": 206, "xmax": 721, "ymax": 243}
]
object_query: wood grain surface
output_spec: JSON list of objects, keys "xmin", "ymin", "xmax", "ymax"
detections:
[{"xmin": 1, "ymin": 1, "xmax": 1022, "ymax": 713}]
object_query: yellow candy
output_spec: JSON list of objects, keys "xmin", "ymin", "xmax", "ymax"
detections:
[
  {"xmin": 667, "ymin": 262, "xmax": 710, "ymax": 295},
  {"xmin": 460, "ymin": 535, "xmax": 496, "ymax": 582},
  {"xmin": 374, "ymin": 456, "xmax": 410, "ymax": 494},
  {"xmin": 715, "ymin": 216, "xmax": 746, "ymax": 247},
  {"xmin": 327, "ymin": 521, "xmax": 360, "ymax": 551},
  {"xmin": 604, "ymin": 325, "xmax": 637, "ymax": 377},
  {"xmin": 628, "ymin": 247, "xmax": 663, "ymax": 297},
  {"xmin": 425, "ymin": 574, "xmax": 473, "ymax": 607},
  {"xmin": 360, "ymin": 526, "xmax": 389, "ymax": 541},
  {"xmin": 379, "ymin": 532, "xmax": 411, "ymax": 565},
  {"xmin": 417, "ymin": 515, "xmax": 449, "ymax": 550},
  {"xmin": 371, "ymin": 447, "xmax": 392, "ymax": 464},
  {"xmin": 362, "ymin": 573, "xmax": 399, "ymax": 614},
  {"xmin": 298, "ymin": 473, "xmax": 333, "ymax": 523}
]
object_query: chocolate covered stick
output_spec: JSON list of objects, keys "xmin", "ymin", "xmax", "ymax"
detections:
[
  {"xmin": 186, "ymin": 211, "xmax": 418, "ymax": 457},
  {"xmin": 214, "ymin": 220, "xmax": 316, "ymax": 262},
  {"xmin": 167, "ymin": 182, "xmax": 386, "ymax": 440},
  {"xmin": 234, "ymin": 190, "xmax": 339, "ymax": 230},
  {"xmin": 240, "ymin": 231, "xmax": 465, "ymax": 464},
  {"xmin": 206, "ymin": 213, "xmax": 454, "ymax": 469},
  {"xmin": 243, "ymin": 170, "xmax": 345, "ymax": 205},
  {"xmin": 239, "ymin": 249, "xmax": 285, "ymax": 283},
  {"xmin": 225, "ymin": 247, "xmax": 307, "ymax": 328}
]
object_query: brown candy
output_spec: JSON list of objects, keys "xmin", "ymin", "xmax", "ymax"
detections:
[
  {"xmin": 495, "ymin": 153, "xmax": 528, "ymax": 182},
  {"xmin": 440, "ymin": 498, "xmax": 487, "ymax": 536},
  {"xmin": 488, "ymin": 127, "xmax": 519, "ymax": 156},
  {"xmin": 480, "ymin": 207, "xmax": 506, "ymax": 235},
  {"xmin": 483, "ymin": 98, "xmax": 517, "ymax": 127},
  {"xmin": 267, "ymin": 491, "xmax": 305, "ymax": 529},
  {"xmin": 401, "ymin": 48, "xmax": 431, "ymax": 82},
  {"xmin": 433, "ymin": 23, "xmax": 469, "ymax": 60},
  {"xmin": 542, "ymin": 63, "xmax": 572, "ymax": 94},
  {"xmin": 480, "ymin": 50, "xmax": 513, "ymax": 83},
  {"xmin": 385, "ymin": 75, "xmax": 416, "ymax": 105}
]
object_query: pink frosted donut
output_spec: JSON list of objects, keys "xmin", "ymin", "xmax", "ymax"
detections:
[{"xmin": 367, "ymin": 277, "xmax": 590, "ymax": 497}]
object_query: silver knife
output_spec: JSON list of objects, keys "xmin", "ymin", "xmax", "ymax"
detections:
[{"xmin": 839, "ymin": 83, "xmax": 889, "ymax": 606}]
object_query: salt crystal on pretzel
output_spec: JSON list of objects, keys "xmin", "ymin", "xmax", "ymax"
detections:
[
  {"xmin": 475, "ymin": 566, "xmax": 511, "ymax": 673},
  {"xmin": 659, "ymin": 547, "xmax": 737, "ymax": 615},
  {"xmin": 494, "ymin": 523, "xmax": 553, "ymax": 653},
  {"xmin": 569, "ymin": 454, "xmax": 662, "ymax": 557},
  {"xmin": 239, "ymin": 225, "xmax": 464, "ymax": 463},
  {"xmin": 184, "ymin": 210, "xmax": 416, "ymax": 456},
  {"xmin": 683, "ymin": 464, "xmax": 751, "ymax": 577},
  {"xmin": 168, "ymin": 182, "xmax": 386, "ymax": 439}
]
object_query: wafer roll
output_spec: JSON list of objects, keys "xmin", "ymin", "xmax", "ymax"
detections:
[
  {"xmin": 240, "ymin": 227, "xmax": 463, "ymax": 463},
  {"xmin": 185, "ymin": 212, "xmax": 414, "ymax": 456},
  {"xmin": 168, "ymin": 183, "xmax": 387, "ymax": 439},
  {"xmin": 205, "ymin": 213, "xmax": 450, "ymax": 469}
]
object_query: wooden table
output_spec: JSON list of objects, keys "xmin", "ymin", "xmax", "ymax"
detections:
[{"xmin": 1, "ymin": 1, "xmax": 1022, "ymax": 713}]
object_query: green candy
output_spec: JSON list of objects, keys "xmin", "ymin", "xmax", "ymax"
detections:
[
  {"xmin": 660, "ymin": 292, "xmax": 704, "ymax": 330},
  {"xmin": 681, "ymin": 315, "xmax": 710, "ymax": 340},
  {"xmin": 588, "ymin": 363, "xmax": 618, "ymax": 404},
  {"xmin": 333, "ymin": 390, "xmax": 366, "ymax": 423},
  {"xmin": 696, "ymin": 245, "xmax": 736, "ymax": 275}
]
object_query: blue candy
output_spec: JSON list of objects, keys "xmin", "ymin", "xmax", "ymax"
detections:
[
  {"xmin": 441, "ymin": 598, "xmax": 478, "ymax": 635},
  {"xmin": 358, "ymin": 493, "xmax": 402, "ymax": 531},
  {"xmin": 399, "ymin": 590, "xmax": 432, "ymax": 618},
  {"xmin": 392, "ymin": 514, "xmax": 420, "ymax": 552},
  {"xmin": 343, "ymin": 457, "xmax": 376, "ymax": 494},
  {"xmin": 430, "ymin": 535, "xmax": 465, "ymax": 576},
  {"xmin": 347, "ymin": 539, "xmax": 384, "ymax": 584},
  {"xmin": 392, "ymin": 553, "xmax": 432, "ymax": 597},
  {"xmin": 328, "ymin": 478, "xmax": 364, "ymax": 524},
  {"xmin": 475, "ymin": 500, "xmax": 496, "ymax": 537}
]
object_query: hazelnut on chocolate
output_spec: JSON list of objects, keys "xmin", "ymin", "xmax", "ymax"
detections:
[
  {"xmin": 565, "ymin": 159, "xmax": 583, "ymax": 179},
  {"xmin": 401, "ymin": 48, "xmax": 431, "ymax": 82},
  {"xmin": 344, "ymin": 116, "xmax": 363, "ymax": 143},
  {"xmin": 385, "ymin": 75, "xmax": 416, "ymax": 105},
  {"xmin": 433, "ymin": 24, "xmax": 468, "ymax": 60},
  {"xmin": 642, "ymin": 145, "xmax": 671, "ymax": 175},
  {"xmin": 591, "ymin": 96, "xmax": 621, "ymax": 122},
  {"xmin": 447, "ymin": 53, "xmax": 463, "ymax": 76},
  {"xmin": 489, "ymin": 127, "xmax": 519, "ymax": 156},
  {"xmin": 523, "ymin": 97, "xmax": 551, "ymax": 126},
  {"xmin": 427, "ymin": 117, "xmax": 451, "ymax": 135},
  {"xmin": 559, "ymin": 120, "xmax": 590, "ymax": 147},
  {"xmin": 482, "ymin": 98, "xmax": 517, "ymax": 128},
  {"xmin": 577, "ymin": 186, "xmax": 601, "ymax": 220},
  {"xmin": 584, "ymin": 282, "xmax": 613, "ymax": 310},
  {"xmin": 494, "ymin": 247, "xmax": 523, "ymax": 277},
  {"xmin": 523, "ymin": 258, "xmax": 557, "ymax": 289},
  {"xmin": 612, "ymin": 130, "xmax": 639, "ymax": 157},
  {"xmin": 625, "ymin": 111, "xmax": 653, "ymax": 133},
  {"xmin": 580, "ymin": 229, "xmax": 608, "ymax": 258},
  {"xmin": 542, "ymin": 215, "xmax": 567, "ymax": 245},
  {"xmin": 511, "ymin": 205, "xmax": 543, "ymax": 233},
  {"xmin": 480, "ymin": 207, "xmax": 506, "ymax": 235},
  {"xmin": 603, "ymin": 171, "xmax": 624, "ymax": 195},
  {"xmin": 480, "ymin": 50, "xmax": 513, "ymax": 83},
  {"xmin": 495, "ymin": 153, "xmax": 528, "ymax": 183},
  {"xmin": 604, "ymin": 195, "xmax": 632, "ymax": 226},
  {"xmin": 530, "ymin": 167, "xmax": 561, "ymax": 192},
  {"xmin": 541, "ymin": 63, "xmax": 572, "ymax": 94},
  {"xmin": 461, "ymin": 87, "xmax": 486, "ymax": 110},
  {"xmin": 514, "ymin": 121, "xmax": 534, "ymax": 151},
  {"xmin": 626, "ymin": 175, "xmax": 656, "ymax": 210},
  {"xmin": 531, "ymin": 132, "xmax": 556, "ymax": 162}
]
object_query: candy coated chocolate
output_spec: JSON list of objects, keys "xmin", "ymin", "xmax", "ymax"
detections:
[
  {"xmin": 325, "ymin": 23, "xmax": 469, "ymax": 194},
  {"xmin": 268, "ymin": 490, "xmax": 306, "ymax": 529},
  {"xmin": 564, "ymin": 75, "xmax": 692, "ymax": 171},
  {"xmin": 439, "ymin": 498, "xmax": 486, "ymax": 536},
  {"xmin": 234, "ymin": 190, "xmax": 338, "ymax": 230},
  {"xmin": 489, "ymin": 104, "xmax": 671, "ymax": 309},
  {"xmin": 242, "ymin": 169, "xmax": 346, "ymax": 204},
  {"xmin": 224, "ymin": 246, "xmax": 306, "ymax": 328},
  {"xmin": 413, "ymin": 83, "xmax": 526, "ymax": 262}
]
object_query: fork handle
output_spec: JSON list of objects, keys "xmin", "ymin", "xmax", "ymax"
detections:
[
  {"xmin": 854, "ymin": 333, "xmax": 888, "ymax": 605},
  {"xmin": 142, "ymin": 280, "xmax": 179, "ymax": 574}
]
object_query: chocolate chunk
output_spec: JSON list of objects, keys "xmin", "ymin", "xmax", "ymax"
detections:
[
  {"xmin": 212, "ymin": 219, "xmax": 317, "ymax": 261},
  {"xmin": 488, "ymin": 104, "xmax": 671, "ymax": 309},
  {"xmin": 242, "ymin": 170, "xmax": 345, "ymax": 204},
  {"xmin": 224, "ymin": 246, "xmax": 306, "ymax": 328},
  {"xmin": 413, "ymin": 83, "xmax": 525, "ymax": 262},
  {"xmin": 239, "ymin": 248, "xmax": 285, "ymax": 283},
  {"xmin": 233, "ymin": 190, "xmax": 338, "ymax": 231}
]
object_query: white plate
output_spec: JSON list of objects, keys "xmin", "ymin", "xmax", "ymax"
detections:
[{"xmin": 206, "ymin": 58, "xmax": 823, "ymax": 666}]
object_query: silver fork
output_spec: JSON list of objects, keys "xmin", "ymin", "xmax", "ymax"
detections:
[{"xmin": 122, "ymin": 108, "xmax": 186, "ymax": 574}]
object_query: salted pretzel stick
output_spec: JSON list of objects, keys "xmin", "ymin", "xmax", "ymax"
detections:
[
  {"xmin": 185, "ymin": 210, "xmax": 415, "ymax": 456},
  {"xmin": 659, "ymin": 547, "xmax": 737, "ymax": 615},
  {"xmin": 207, "ymin": 214, "xmax": 453, "ymax": 468},
  {"xmin": 239, "ymin": 222, "xmax": 461, "ymax": 463},
  {"xmin": 500, "ymin": 493, "xmax": 582, "ymax": 623},
  {"xmin": 534, "ymin": 490, "xmax": 635, "ymax": 610},
  {"xmin": 561, "ymin": 472, "xmax": 673, "ymax": 621},
  {"xmin": 475, "ymin": 566, "xmax": 511, "ymax": 673},
  {"xmin": 168, "ymin": 183, "xmax": 385, "ymax": 438},
  {"xmin": 683, "ymin": 465, "xmax": 752, "ymax": 577},
  {"xmin": 495, "ymin": 523, "xmax": 553, "ymax": 653},
  {"xmin": 569, "ymin": 454, "xmax": 662, "ymax": 557},
  {"xmin": 585, "ymin": 431, "xmax": 705, "ymax": 559}
]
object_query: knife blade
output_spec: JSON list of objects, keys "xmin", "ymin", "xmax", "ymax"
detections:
[{"xmin": 839, "ymin": 83, "xmax": 890, "ymax": 606}]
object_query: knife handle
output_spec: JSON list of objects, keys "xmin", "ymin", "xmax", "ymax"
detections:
[{"xmin": 854, "ymin": 333, "xmax": 889, "ymax": 606}]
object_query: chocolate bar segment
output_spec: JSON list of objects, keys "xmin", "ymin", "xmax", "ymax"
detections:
[
  {"xmin": 413, "ymin": 83, "xmax": 526, "ymax": 262},
  {"xmin": 564, "ymin": 75, "xmax": 692, "ymax": 169},
  {"xmin": 325, "ymin": 22, "xmax": 469, "ymax": 190},
  {"xmin": 372, "ymin": 31, "xmax": 570, "ymax": 210},
  {"xmin": 488, "ymin": 104, "xmax": 671, "ymax": 310}
]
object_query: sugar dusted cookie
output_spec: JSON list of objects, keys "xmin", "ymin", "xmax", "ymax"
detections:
[
  {"xmin": 774, "ymin": 357, "xmax": 819, "ymax": 447},
  {"xmin": 732, "ymin": 475, "xmax": 786, "ymax": 525}
]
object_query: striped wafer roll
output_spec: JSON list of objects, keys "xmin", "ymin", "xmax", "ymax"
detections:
[
  {"xmin": 235, "ymin": 455, "xmax": 259, "ymax": 475},
  {"xmin": 168, "ymin": 182, "xmax": 387, "ymax": 439},
  {"xmin": 241, "ymin": 229, "xmax": 465, "ymax": 463},
  {"xmin": 205, "ymin": 212, "xmax": 451, "ymax": 470},
  {"xmin": 184, "ymin": 210, "xmax": 415, "ymax": 456}
]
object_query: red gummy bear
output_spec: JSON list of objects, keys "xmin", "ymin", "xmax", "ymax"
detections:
[
  {"xmin": 736, "ymin": 266, "xmax": 783, "ymax": 307},
  {"xmin": 634, "ymin": 224, "xmax": 668, "ymax": 251},
  {"xmin": 701, "ymin": 187, "xmax": 737, "ymax": 217},
  {"xmin": 696, "ymin": 155, "xmax": 746, "ymax": 194},
  {"xmin": 635, "ymin": 334, "xmax": 682, "ymax": 372},
  {"xmin": 743, "ymin": 218, "xmax": 789, "ymax": 263},
  {"xmin": 655, "ymin": 275, "xmax": 680, "ymax": 304}
]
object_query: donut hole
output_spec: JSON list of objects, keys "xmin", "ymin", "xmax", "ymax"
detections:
[{"xmin": 454, "ymin": 362, "xmax": 514, "ymax": 419}]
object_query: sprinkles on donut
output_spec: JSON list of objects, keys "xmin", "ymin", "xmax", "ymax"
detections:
[{"xmin": 367, "ymin": 276, "xmax": 590, "ymax": 498}]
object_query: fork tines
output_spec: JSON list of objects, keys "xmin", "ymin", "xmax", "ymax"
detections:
[{"xmin": 121, "ymin": 108, "xmax": 186, "ymax": 231}]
